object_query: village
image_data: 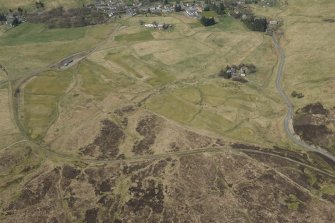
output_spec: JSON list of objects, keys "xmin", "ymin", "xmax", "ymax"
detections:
[
  {"xmin": 0, "ymin": 0, "xmax": 281, "ymax": 30},
  {"xmin": 92, "ymin": 0, "xmax": 208, "ymax": 18}
]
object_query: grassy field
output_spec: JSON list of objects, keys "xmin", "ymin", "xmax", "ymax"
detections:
[
  {"xmin": 78, "ymin": 59, "xmax": 134, "ymax": 99},
  {"xmin": 202, "ymin": 11, "xmax": 218, "ymax": 18},
  {"xmin": 0, "ymin": 23, "xmax": 87, "ymax": 45},
  {"xmin": 23, "ymin": 69, "xmax": 74, "ymax": 139},
  {"xmin": 279, "ymin": 0, "xmax": 335, "ymax": 109},
  {"xmin": 89, "ymin": 15, "xmax": 285, "ymax": 146},
  {"xmin": 115, "ymin": 30, "xmax": 154, "ymax": 42},
  {"xmin": 146, "ymin": 80, "xmax": 284, "ymax": 146},
  {"xmin": 0, "ymin": 89, "xmax": 22, "ymax": 146},
  {"xmin": 10, "ymin": 13, "xmax": 286, "ymax": 150},
  {"xmin": 3, "ymin": 10, "xmax": 319, "ymax": 151}
]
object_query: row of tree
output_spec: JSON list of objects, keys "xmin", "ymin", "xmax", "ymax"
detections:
[
  {"xmin": 0, "ymin": 13, "xmax": 6, "ymax": 22},
  {"xmin": 27, "ymin": 7, "xmax": 108, "ymax": 28},
  {"xmin": 242, "ymin": 16, "xmax": 267, "ymax": 32},
  {"xmin": 35, "ymin": 1, "xmax": 45, "ymax": 9},
  {"xmin": 204, "ymin": 3, "xmax": 226, "ymax": 15}
]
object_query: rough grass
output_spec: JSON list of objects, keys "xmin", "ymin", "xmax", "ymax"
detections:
[
  {"xmin": 115, "ymin": 30, "xmax": 154, "ymax": 42},
  {"xmin": 146, "ymin": 93, "xmax": 199, "ymax": 123},
  {"xmin": 280, "ymin": 0, "xmax": 335, "ymax": 108},
  {"xmin": 23, "ymin": 69, "xmax": 74, "ymax": 139},
  {"xmin": 146, "ymin": 81, "xmax": 284, "ymax": 146},
  {"xmin": 5, "ymin": 13, "xmax": 283, "ymax": 148},
  {"xmin": 211, "ymin": 16, "xmax": 248, "ymax": 32},
  {"xmin": 96, "ymin": 15, "xmax": 284, "ymax": 145},
  {"xmin": 242, "ymin": 37, "xmax": 276, "ymax": 87},
  {"xmin": 146, "ymin": 68, "xmax": 175, "ymax": 86},
  {"xmin": 0, "ymin": 89, "xmax": 22, "ymax": 145},
  {"xmin": 78, "ymin": 59, "xmax": 134, "ymax": 99}
]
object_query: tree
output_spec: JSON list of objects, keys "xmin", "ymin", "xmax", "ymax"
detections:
[
  {"xmin": 218, "ymin": 68, "xmax": 232, "ymax": 79},
  {"xmin": 0, "ymin": 13, "xmax": 6, "ymax": 22},
  {"xmin": 174, "ymin": 4, "xmax": 182, "ymax": 12},
  {"xmin": 200, "ymin": 16, "xmax": 215, "ymax": 26},
  {"xmin": 246, "ymin": 64, "xmax": 256, "ymax": 73},
  {"xmin": 253, "ymin": 17, "xmax": 267, "ymax": 32},
  {"xmin": 164, "ymin": 24, "xmax": 171, "ymax": 29},
  {"xmin": 291, "ymin": 91, "xmax": 298, "ymax": 97},
  {"xmin": 203, "ymin": 4, "xmax": 210, "ymax": 11},
  {"xmin": 217, "ymin": 3, "xmax": 225, "ymax": 15},
  {"xmin": 12, "ymin": 17, "xmax": 21, "ymax": 26},
  {"xmin": 297, "ymin": 93, "xmax": 304, "ymax": 98},
  {"xmin": 35, "ymin": 1, "xmax": 45, "ymax": 9},
  {"xmin": 242, "ymin": 16, "xmax": 267, "ymax": 32},
  {"xmin": 291, "ymin": 91, "xmax": 304, "ymax": 98},
  {"xmin": 17, "ymin": 7, "xmax": 23, "ymax": 14}
]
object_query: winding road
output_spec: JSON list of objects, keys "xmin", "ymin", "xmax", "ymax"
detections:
[{"xmin": 272, "ymin": 34, "xmax": 335, "ymax": 163}]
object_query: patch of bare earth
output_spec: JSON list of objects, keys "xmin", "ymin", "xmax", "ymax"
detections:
[
  {"xmin": 132, "ymin": 115, "xmax": 160, "ymax": 155},
  {"xmin": 80, "ymin": 119, "xmax": 125, "ymax": 159},
  {"xmin": 293, "ymin": 102, "xmax": 335, "ymax": 154}
]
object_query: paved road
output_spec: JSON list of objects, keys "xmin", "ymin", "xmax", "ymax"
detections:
[{"xmin": 272, "ymin": 34, "xmax": 335, "ymax": 163}]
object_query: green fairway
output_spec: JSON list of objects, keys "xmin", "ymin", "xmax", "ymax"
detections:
[
  {"xmin": 78, "ymin": 59, "xmax": 134, "ymax": 99},
  {"xmin": 0, "ymin": 23, "xmax": 87, "ymax": 45}
]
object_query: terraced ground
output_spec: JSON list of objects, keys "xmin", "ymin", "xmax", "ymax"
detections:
[{"xmin": 0, "ymin": 0, "xmax": 335, "ymax": 222}]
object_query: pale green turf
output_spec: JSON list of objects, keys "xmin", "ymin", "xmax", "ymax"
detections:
[
  {"xmin": 202, "ymin": 11, "xmax": 218, "ymax": 18},
  {"xmin": 115, "ymin": 30, "xmax": 154, "ymax": 42},
  {"xmin": 78, "ymin": 59, "xmax": 134, "ymax": 99}
]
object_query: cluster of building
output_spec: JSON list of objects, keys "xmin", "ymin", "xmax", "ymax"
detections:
[
  {"xmin": 185, "ymin": 5, "xmax": 203, "ymax": 17},
  {"xmin": 0, "ymin": 0, "xmax": 281, "ymax": 30},
  {"xmin": 226, "ymin": 64, "xmax": 256, "ymax": 77},
  {"xmin": 88, "ymin": 0, "xmax": 128, "ymax": 17},
  {"xmin": 2, "ymin": 12, "xmax": 26, "ymax": 27},
  {"xmin": 90, "ymin": 0, "xmax": 176, "ymax": 17},
  {"xmin": 90, "ymin": 0, "xmax": 205, "ymax": 18},
  {"xmin": 219, "ymin": 64, "xmax": 256, "ymax": 81}
]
